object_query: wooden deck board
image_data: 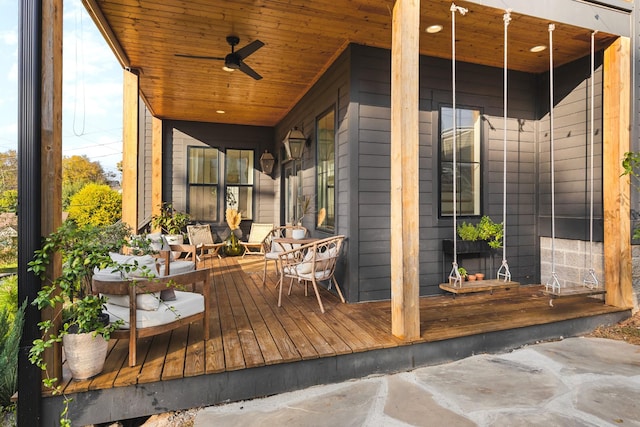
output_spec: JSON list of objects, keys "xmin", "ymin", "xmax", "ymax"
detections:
[
  {"xmin": 184, "ymin": 319, "xmax": 205, "ymax": 378},
  {"xmin": 161, "ymin": 326, "xmax": 189, "ymax": 381},
  {"xmin": 220, "ymin": 259, "xmax": 265, "ymax": 368},
  {"xmin": 51, "ymin": 258, "xmax": 628, "ymax": 401}
]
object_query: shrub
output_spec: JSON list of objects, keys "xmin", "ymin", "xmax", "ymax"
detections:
[
  {"xmin": 0, "ymin": 276, "xmax": 17, "ymax": 321},
  {"xmin": 67, "ymin": 183, "xmax": 122, "ymax": 227},
  {"xmin": 0, "ymin": 301, "xmax": 25, "ymax": 414}
]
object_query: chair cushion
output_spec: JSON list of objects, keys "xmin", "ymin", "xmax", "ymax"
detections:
[
  {"xmin": 105, "ymin": 291, "xmax": 204, "ymax": 329},
  {"xmin": 103, "ymin": 292, "xmax": 161, "ymax": 311},
  {"xmin": 159, "ymin": 260, "xmax": 195, "ymax": 276}
]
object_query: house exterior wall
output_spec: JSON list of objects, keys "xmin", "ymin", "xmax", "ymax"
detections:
[
  {"xmin": 349, "ymin": 45, "xmax": 544, "ymax": 301},
  {"xmin": 140, "ymin": 115, "xmax": 275, "ymax": 237}
]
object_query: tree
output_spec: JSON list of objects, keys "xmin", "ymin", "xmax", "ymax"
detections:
[
  {"xmin": 67, "ymin": 183, "xmax": 122, "ymax": 226},
  {"xmin": 0, "ymin": 151, "xmax": 17, "ymax": 194},
  {"xmin": 0, "ymin": 190, "xmax": 17, "ymax": 213},
  {"xmin": 62, "ymin": 155, "xmax": 108, "ymax": 209}
]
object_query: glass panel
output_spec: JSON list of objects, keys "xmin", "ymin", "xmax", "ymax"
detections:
[
  {"xmin": 440, "ymin": 107, "xmax": 481, "ymax": 216},
  {"xmin": 226, "ymin": 149, "xmax": 254, "ymax": 185},
  {"xmin": 225, "ymin": 186, "xmax": 253, "ymax": 220},
  {"xmin": 188, "ymin": 186, "xmax": 218, "ymax": 221},
  {"xmin": 188, "ymin": 147, "xmax": 218, "ymax": 184},
  {"xmin": 316, "ymin": 107, "xmax": 336, "ymax": 230}
]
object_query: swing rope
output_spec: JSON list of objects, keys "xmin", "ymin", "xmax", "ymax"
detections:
[
  {"xmin": 583, "ymin": 30, "xmax": 599, "ymax": 289},
  {"xmin": 546, "ymin": 24, "xmax": 561, "ymax": 294},
  {"xmin": 497, "ymin": 9, "xmax": 512, "ymax": 282},
  {"xmin": 448, "ymin": 3, "xmax": 468, "ymax": 287}
]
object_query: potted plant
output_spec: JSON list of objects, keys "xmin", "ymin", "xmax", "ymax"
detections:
[
  {"xmin": 457, "ymin": 267, "xmax": 468, "ymax": 280},
  {"xmin": 443, "ymin": 215, "xmax": 503, "ymax": 254},
  {"xmin": 224, "ymin": 208, "xmax": 243, "ymax": 256},
  {"xmin": 27, "ymin": 221, "xmax": 130, "ymax": 426},
  {"xmin": 150, "ymin": 202, "xmax": 191, "ymax": 244}
]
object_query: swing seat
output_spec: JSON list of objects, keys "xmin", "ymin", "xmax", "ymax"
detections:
[{"xmin": 439, "ymin": 278, "xmax": 519, "ymax": 297}]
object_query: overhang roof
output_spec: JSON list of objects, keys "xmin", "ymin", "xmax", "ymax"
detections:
[{"xmin": 83, "ymin": 0, "xmax": 620, "ymax": 127}]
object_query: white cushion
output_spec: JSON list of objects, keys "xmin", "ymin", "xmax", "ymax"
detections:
[
  {"xmin": 103, "ymin": 292, "xmax": 161, "ymax": 311},
  {"xmin": 159, "ymin": 260, "xmax": 195, "ymax": 276},
  {"xmin": 95, "ymin": 253, "xmax": 161, "ymax": 311},
  {"xmin": 107, "ymin": 253, "xmax": 158, "ymax": 278},
  {"xmin": 296, "ymin": 248, "xmax": 336, "ymax": 275},
  {"xmin": 105, "ymin": 291, "xmax": 204, "ymax": 329}
]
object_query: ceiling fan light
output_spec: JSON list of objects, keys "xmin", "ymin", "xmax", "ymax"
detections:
[{"xmin": 222, "ymin": 65, "xmax": 235, "ymax": 72}]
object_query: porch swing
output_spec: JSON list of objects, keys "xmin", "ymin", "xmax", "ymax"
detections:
[
  {"xmin": 439, "ymin": 6, "xmax": 519, "ymax": 296},
  {"xmin": 543, "ymin": 28, "xmax": 606, "ymax": 305}
]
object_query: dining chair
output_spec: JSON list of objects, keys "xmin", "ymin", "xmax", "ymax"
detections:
[
  {"xmin": 276, "ymin": 234, "xmax": 345, "ymax": 313},
  {"xmin": 187, "ymin": 224, "xmax": 224, "ymax": 265},
  {"xmin": 239, "ymin": 223, "xmax": 274, "ymax": 258},
  {"xmin": 262, "ymin": 225, "xmax": 308, "ymax": 286}
]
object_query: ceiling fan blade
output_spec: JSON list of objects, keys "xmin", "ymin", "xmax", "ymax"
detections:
[
  {"xmin": 174, "ymin": 53, "xmax": 225, "ymax": 61},
  {"xmin": 239, "ymin": 61, "xmax": 262, "ymax": 80},
  {"xmin": 235, "ymin": 40, "xmax": 264, "ymax": 59}
]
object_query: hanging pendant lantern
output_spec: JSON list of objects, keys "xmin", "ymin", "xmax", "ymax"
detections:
[{"xmin": 283, "ymin": 127, "xmax": 307, "ymax": 160}]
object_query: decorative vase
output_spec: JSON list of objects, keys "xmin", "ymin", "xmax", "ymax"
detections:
[
  {"xmin": 62, "ymin": 332, "xmax": 109, "ymax": 380},
  {"xmin": 224, "ymin": 232, "xmax": 243, "ymax": 256}
]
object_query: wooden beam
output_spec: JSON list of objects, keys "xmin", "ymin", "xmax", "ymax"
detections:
[
  {"xmin": 41, "ymin": 0, "xmax": 64, "ymax": 387},
  {"xmin": 603, "ymin": 36, "xmax": 633, "ymax": 309},
  {"xmin": 151, "ymin": 116, "xmax": 163, "ymax": 222},
  {"xmin": 122, "ymin": 69, "xmax": 139, "ymax": 232},
  {"xmin": 390, "ymin": 0, "xmax": 420, "ymax": 340}
]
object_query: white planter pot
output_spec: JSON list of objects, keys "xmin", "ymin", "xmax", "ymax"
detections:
[
  {"xmin": 164, "ymin": 234, "xmax": 184, "ymax": 259},
  {"xmin": 62, "ymin": 332, "xmax": 109, "ymax": 380}
]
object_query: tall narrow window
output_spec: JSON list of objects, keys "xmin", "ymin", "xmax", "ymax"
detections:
[
  {"xmin": 226, "ymin": 149, "xmax": 254, "ymax": 220},
  {"xmin": 188, "ymin": 146, "xmax": 219, "ymax": 221},
  {"xmin": 439, "ymin": 106, "xmax": 481, "ymax": 217},
  {"xmin": 316, "ymin": 107, "xmax": 335, "ymax": 230}
]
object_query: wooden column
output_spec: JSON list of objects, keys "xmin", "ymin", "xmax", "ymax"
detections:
[
  {"xmin": 390, "ymin": 0, "xmax": 420, "ymax": 340},
  {"xmin": 122, "ymin": 69, "xmax": 139, "ymax": 232},
  {"xmin": 40, "ymin": 0, "xmax": 64, "ymax": 386},
  {"xmin": 603, "ymin": 37, "xmax": 633, "ymax": 308},
  {"xmin": 151, "ymin": 116, "xmax": 163, "ymax": 221}
]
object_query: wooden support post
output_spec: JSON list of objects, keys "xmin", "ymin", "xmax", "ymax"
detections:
[
  {"xmin": 151, "ymin": 116, "xmax": 163, "ymax": 222},
  {"xmin": 122, "ymin": 69, "xmax": 139, "ymax": 232},
  {"xmin": 41, "ymin": 0, "xmax": 64, "ymax": 389},
  {"xmin": 603, "ymin": 37, "xmax": 633, "ymax": 309},
  {"xmin": 390, "ymin": 0, "xmax": 420, "ymax": 340}
]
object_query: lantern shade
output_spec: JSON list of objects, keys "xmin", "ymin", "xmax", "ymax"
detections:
[
  {"xmin": 283, "ymin": 127, "xmax": 306, "ymax": 160},
  {"xmin": 259, "ymin": 150, "xmax": 275, "ymax": 174}
]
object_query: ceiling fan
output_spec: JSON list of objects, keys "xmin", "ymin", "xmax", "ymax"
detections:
[{"xmin": 175, "ymin": 36, "xmax": 265, "ymax": 80}]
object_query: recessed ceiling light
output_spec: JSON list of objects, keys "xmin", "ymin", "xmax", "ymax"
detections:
[
  {"xmin": 426, "ymin": 24, "xmax": 443, "ymax": 34},
  {"xmin": 216, "ymin": 110, "xmax": 225, "ymax": 114},
  {"xmin": 530, "ymin": 45, "xmax": 547, "ymax": 53}
]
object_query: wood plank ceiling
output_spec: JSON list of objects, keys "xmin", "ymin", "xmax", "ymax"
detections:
[{"xmin": 85, "ymin": 0, "xmax": 617, "ymax": 127}]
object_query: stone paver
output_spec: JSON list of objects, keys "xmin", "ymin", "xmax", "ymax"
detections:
[{"xmin": 194, "ymin": 337, "xmax": 640, "ymax": 427}]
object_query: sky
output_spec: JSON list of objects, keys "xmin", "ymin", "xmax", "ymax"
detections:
[{"xmin": 0, "ymin": 0, "xmax": 123, "ymax": 178}]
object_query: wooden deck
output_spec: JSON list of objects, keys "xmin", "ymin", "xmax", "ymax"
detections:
[{"xmin": 46, "ymin": 256, "xmax": 629, "ymax": 424}]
